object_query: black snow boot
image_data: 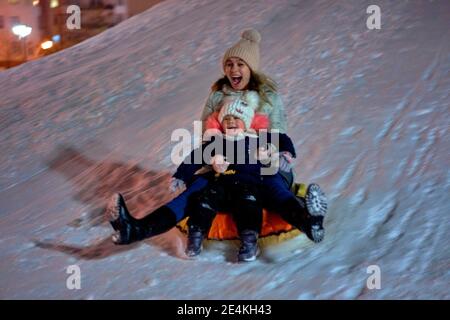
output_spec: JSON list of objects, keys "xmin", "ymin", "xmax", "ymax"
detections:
[
  {"xmin": 185, "ymin": 225, "xmax": 204, "ymax": 257},
  {"xmin": 238, "ymin": 230, "xmax": 260, "ymax": 262},
  {"xmin": 106, "ymin": 193, "xmax": 140, "ymax": 244},
  {"xmin": 305, "ymin": 184, "xmax": 328, "ymax": 243}
]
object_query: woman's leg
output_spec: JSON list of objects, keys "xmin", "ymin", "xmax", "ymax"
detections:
[
  {"xmin": 107, "ymin": 176, "xmax": 210, "ymax": 245},
  {"xmin": 165, "ymin": 176, "xmax": 210, "ymax": 222},
  {"xmin": 261, "ymin": 173, "xmax": 298, "ymax": 210},
  {"xmin": 107, "ymin": 193, "xmax": 177, "ymax": 245},
  {"xmin": 262, "ymin": 173, "xmax": 327, "ymax": 243}
]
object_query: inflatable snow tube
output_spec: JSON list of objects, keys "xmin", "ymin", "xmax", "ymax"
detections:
[{"xmin": 176, "ymin": 183, "xmax": 308, "ymax": 245}]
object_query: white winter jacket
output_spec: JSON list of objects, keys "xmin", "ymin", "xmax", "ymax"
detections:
[{"xmin": 200, "ymin": 85, "xmax": 288, "ymax": 133}]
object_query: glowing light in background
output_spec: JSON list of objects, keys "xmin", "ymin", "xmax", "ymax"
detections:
[
  {"xmin": 50, "ymin": 0, "xmax": 59, "ymax": 8},
  {"xmin": 12, "ymin": 24, "xmax": 32, "ymax": 39},
  {"xmin": 52, "ymin": 34, "xmax": 61, "ymax": 43},
  {"xmin": 41, "ymin": 40, "xmax": 53, "ymax": 50}
]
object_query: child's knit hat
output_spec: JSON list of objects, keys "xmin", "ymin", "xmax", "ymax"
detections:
[
  {"xmin": 222, "ymin": 29, "xmax": 261, "ymax": 72},
  {"xmin": 218, "ymin": 91, "xmax": 259, "ymax": 130}
]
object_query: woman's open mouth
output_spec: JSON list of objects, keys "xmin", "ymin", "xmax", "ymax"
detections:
[{"xmin": 231, "ymin": 76, "xmax": 242, "ymax": 87}]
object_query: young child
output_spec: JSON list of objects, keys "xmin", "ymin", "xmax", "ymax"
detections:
[{"xmin": 174, "ymin": 93, "xmax": 296, "ymax": 262}]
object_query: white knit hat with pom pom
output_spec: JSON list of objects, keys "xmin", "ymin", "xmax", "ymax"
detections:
[{"xmin": 222, "ymin": 29, "xmax": 261, "ymax": 72}]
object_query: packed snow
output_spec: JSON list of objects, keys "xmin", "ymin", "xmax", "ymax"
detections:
[{"xmin": 0, "ymin": 0, "xmax": 449, "ymax": 299}]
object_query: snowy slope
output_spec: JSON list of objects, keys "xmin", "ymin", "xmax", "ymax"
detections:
[{"xmin": 0, "ymin": 0, "xmax": 449, "ymax": 299}]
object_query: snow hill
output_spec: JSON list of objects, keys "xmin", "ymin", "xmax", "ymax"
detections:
[{"xmin": 0, "ymin": 0, "xmax": 449, "ymax": 299}]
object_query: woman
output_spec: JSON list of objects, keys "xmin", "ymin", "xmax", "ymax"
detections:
[{"xmin": 194, "ymin": 29, "xmax": 327, "ymax": 242}]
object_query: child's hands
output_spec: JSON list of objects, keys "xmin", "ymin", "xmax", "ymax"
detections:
[
  {"xmin": 169, "ymin": 177, "xmax": 186, "ymax": 192},
  {"xmin": 211, "ymin": 154, "xmax": 230, "ymax": 173},
  {"xmin": 256, "ymin": 143, "xmax": 277, "ymax": 163}
]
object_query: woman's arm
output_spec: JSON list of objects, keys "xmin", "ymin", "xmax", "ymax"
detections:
[
  {"xmin": 279, "ymin": 133, "xmax": 296, "ymax": 158},
  {"xmin": 200, "ymin": 91, "xmax": 223, "ymax": 133},
  {"xmin": 267, "ymin": 92, "xmax": 288, "ymax": 133},
  {"xmin": 200, "ymin": 91, "xmax": 220, "ymax": 121}
]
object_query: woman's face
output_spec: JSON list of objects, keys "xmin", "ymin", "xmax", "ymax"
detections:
[{"xmin": 224, "ymin": 57, "xmax": 251, "ymax": 91}]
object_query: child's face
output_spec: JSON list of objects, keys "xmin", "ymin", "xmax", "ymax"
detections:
[
  {"xmin": 222, "ymin": 115, "xmax": 246, "ymax": 136},
  {"xmin": 224, "ymin": 57, "xmax": 251, "ymax": 91}
]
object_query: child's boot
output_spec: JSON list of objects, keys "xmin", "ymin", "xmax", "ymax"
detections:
[
  {"xmin": 238, "ymin": 230, "xmax": 260, "ymax": 262},
  {"xmin": 185, "ymin": 225, "xmax": 205, "ymax": 257}
]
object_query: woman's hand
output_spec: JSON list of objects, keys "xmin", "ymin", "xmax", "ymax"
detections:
[
  {"xmin": 256, "ymin": 145, "xmax": 293, "ymax": 172},
  {"xmin": 211, "ymin": 154, "xmax": 230, "ymax": 173},
  {"xmin": 279, "ymin": 151, "xmax": 294, "ymax": 172}
]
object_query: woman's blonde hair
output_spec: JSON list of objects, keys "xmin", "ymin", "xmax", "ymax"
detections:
[{"xmin": 211, "ymin": 71, "xmax": 278, "ymax": 110}]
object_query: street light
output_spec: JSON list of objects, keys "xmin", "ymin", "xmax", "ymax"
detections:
[{"xmin": 12, "ymin": 24, "xmax": 32, "ymax": 61}]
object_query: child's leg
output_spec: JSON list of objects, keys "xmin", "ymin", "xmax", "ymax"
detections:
[
  {"xmin": 185, "ymin": 182, "xmax": 224, "ymax": 257},
  {"xmin": 230, "ymin": 183, "xmax": 263, "ymax": 234},
  {"xmin": 230, "ymin": 183, "xmax": 263, "ymax": 262},
  {"xmin": 187, "ymin": 182, "xmax": 224, "ymax": 232}
]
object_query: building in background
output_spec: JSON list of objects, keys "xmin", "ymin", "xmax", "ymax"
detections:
[
  {"xmin": 0, "ymin": 0, "xmax": 162, "ymax": 70},
  {"xmin": 0, "ymin": 0, "xmax": 43, "ymax": 68}
]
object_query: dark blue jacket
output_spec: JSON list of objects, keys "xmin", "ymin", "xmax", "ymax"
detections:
[{"xmin": 173, "ymin": 132, "xmax": 296, "ymax": 185}]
